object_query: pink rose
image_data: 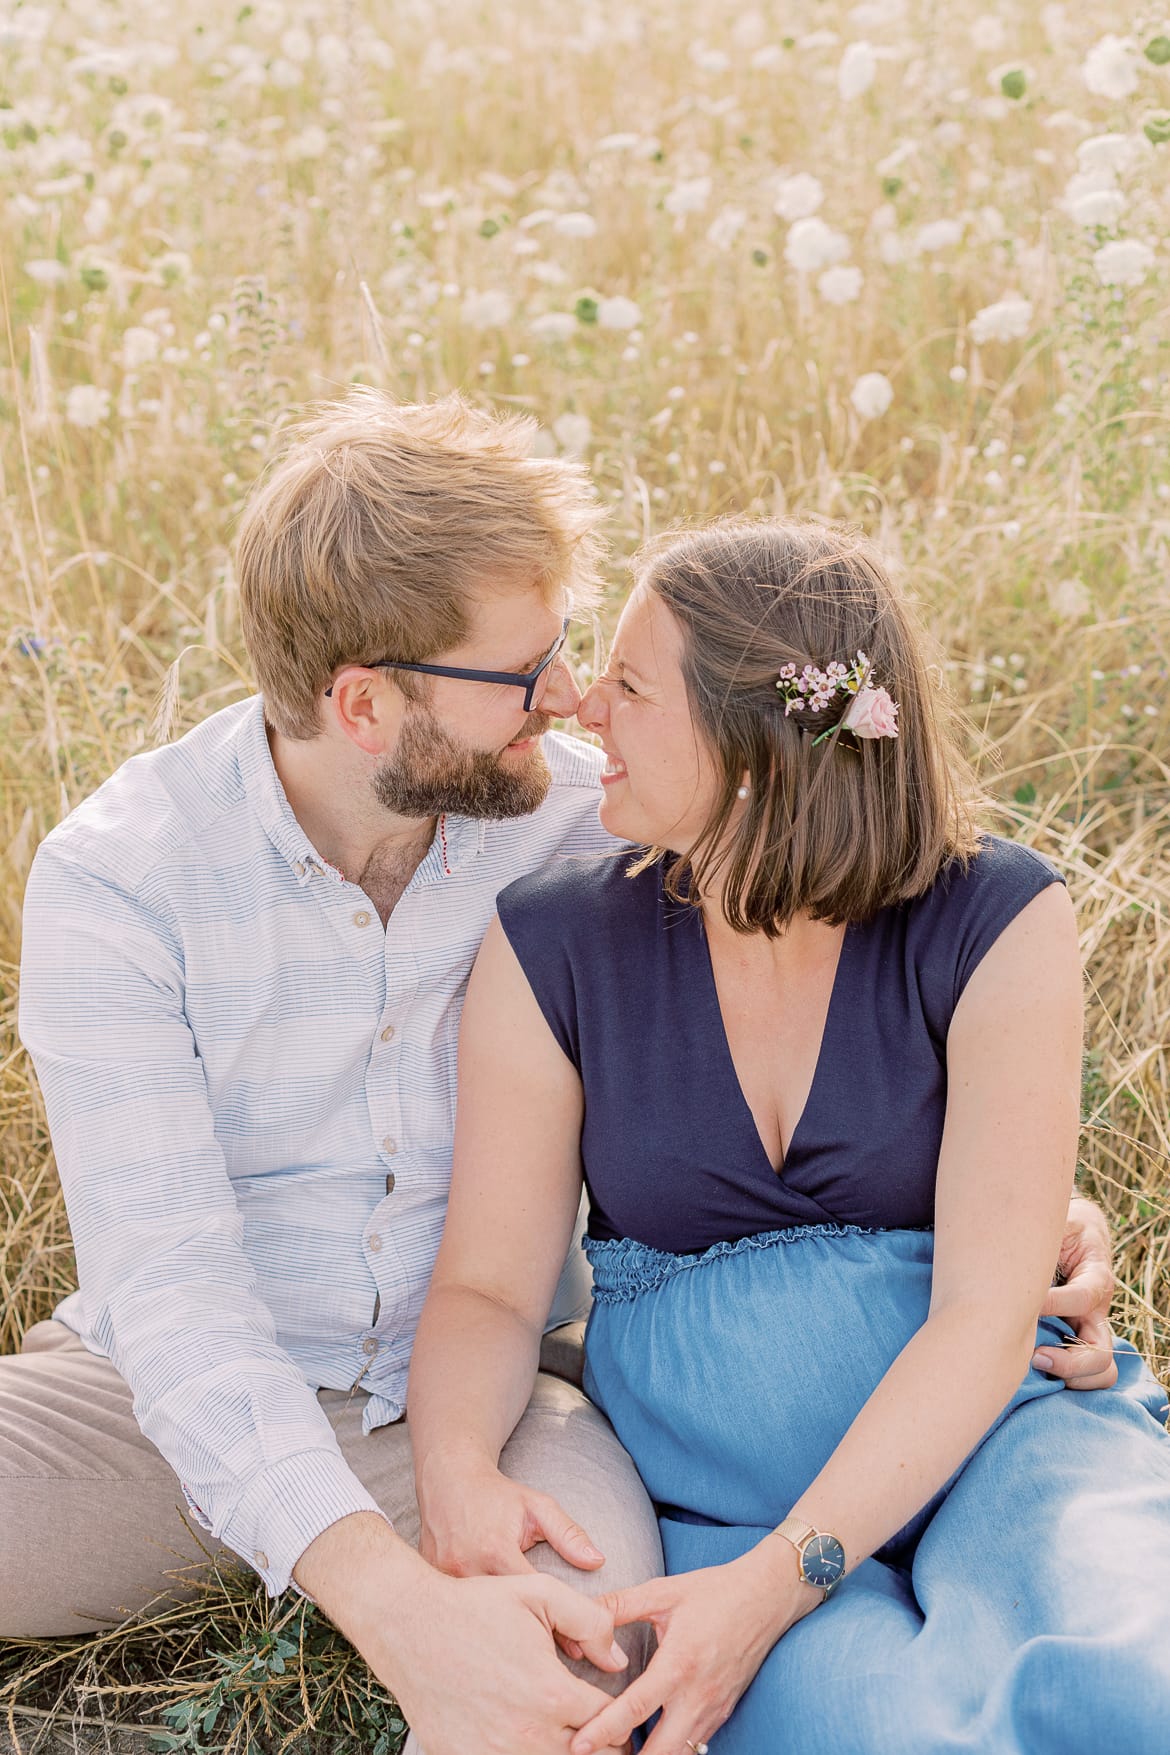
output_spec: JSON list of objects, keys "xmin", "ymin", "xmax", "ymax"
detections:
[{"xmin": 842, "ymin": 684, "xmax": 899, "ymax": 739}]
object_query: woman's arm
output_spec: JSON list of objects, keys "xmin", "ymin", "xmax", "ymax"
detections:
[
  {"xmin": 408, "ymin": 915, "xmax": 600, "ymax": 1575},
  {"xmin": 573, "ymin": 881, "xmax": 1084, "ymax": 1755}
]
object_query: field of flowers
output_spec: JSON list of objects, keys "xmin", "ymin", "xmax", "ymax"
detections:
[{"xmin": 1, "ymin": 0, "xmax": 1168, "ymax": 1746}]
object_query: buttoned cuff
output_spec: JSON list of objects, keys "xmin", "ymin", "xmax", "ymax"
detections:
[{"xmin": 182, "ymin": 1449, "xmax": 391, "ymax": 1596}]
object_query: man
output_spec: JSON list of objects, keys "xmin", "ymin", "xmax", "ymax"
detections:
[{"xmin": 5, "ymin": 390, "xmax": 1117, "ymax": 1754}]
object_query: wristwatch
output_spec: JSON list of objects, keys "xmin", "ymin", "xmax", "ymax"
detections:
[{"xmin": 775, "ymin": 1515, "xmax": 847, "ymax": 1599}]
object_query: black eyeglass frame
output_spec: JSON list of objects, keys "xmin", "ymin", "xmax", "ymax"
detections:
[{"xmin": 324, "ymin": 616, "xmax": 572, "ymax": 712}]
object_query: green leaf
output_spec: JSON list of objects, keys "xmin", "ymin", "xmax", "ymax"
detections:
[
  {"xmin": 1145, "ymin": 35, "xmax": 1170, "ymax": 64},
  {"xmin": 574, "ymin": 295, "xmax": 599, "ymax": 324},
  {"xmin": 80, "ymin": 265, "xmax": 109, "ymax": 291},
  {"xmin": 1013, "ymin": 782, "xmax": 1037, "ymax": 806},
  {"xmin": 751, "ymin": 247, "xmax": 769, "ymax": 266},
  {"xmin": 1143, "ymin": 116, "xmax": 1170, "ymax": 145},
  {"xmin": 478, "ymin": 218, "xmax": 500, "ymax": 238},
  {"xmin": 1000, "ymin": 69, "xmax": 1027, "ymax": 100},
  {"xmin": 881, "ymin": 175, "xmax": 902, "ymax": 198}
]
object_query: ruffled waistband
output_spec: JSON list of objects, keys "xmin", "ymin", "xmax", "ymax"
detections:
[{"xmin": 585, "ymin": 1223, "xmax": 924, "ymax": 1303}]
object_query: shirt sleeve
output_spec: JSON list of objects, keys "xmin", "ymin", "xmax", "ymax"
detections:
[
  {"xmin": 913, "ymin": 836, "xmax": 1068, "ymax": 1031},
  {"xmin": 495, "ymin": 862, "xmax": 585, "ymax": 1069},
  {"xmin": 18, "ymin": 841, "xmax": 389, "ymax": 1595}
]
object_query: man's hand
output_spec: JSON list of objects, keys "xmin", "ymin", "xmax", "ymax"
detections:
[
  {"xmin": 418, "ymin": 1453, "xmax": 607, "ymax": 1580},
  {"xmin": 295, "ymin": 1513, "xmax": 628, "ymax": 1755},
  {"xmin": 1034, "ymin": 1195, "xmax": 1118, "ymax": 1389}
]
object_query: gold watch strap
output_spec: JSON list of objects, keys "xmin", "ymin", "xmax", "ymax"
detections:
[{"xmin": 776, "ymin": 1515, "xmax": 816, "ymax": 1552}]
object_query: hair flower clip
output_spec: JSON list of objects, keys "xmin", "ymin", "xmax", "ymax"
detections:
[{"xmin": 775, "ymin": 651, "xmax": 899, "ymax": 744}]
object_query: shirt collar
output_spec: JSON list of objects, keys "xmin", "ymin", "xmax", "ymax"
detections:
[{"xmin": 238, "ymin": 696, "xmax": 486, "ymax": 887}]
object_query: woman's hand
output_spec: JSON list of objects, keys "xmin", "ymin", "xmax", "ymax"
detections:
[
  {"xmin": 568, "ymin": 1545, "xmax": 819, "ymax": 1755},
  {"xmin": 418, "ymin": 1452, "xmax": 608, "ymax": 1581},
  {"xmin": 1035, "ymin": 1195, "xmax": 1118, "ymax": 1390}
]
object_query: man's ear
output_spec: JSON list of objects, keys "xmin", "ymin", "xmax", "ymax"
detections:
[{"xmin": 327, "ymin": 669, "xmax": 404, "ymax": 756}]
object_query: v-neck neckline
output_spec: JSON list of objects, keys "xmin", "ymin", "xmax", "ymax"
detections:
[{"xmin": 689, "ymin": 895, "xmax": 853, "ymax": 1180}]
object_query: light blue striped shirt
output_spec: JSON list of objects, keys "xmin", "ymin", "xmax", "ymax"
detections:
[{"xmin": 18, "ymin": 696, "xmax": 614, "ymax": 1594}]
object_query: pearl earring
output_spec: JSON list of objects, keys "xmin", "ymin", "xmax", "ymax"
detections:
[{"xmin": 736, "ymin": 784, "xmax": 750, "ymax": 800}]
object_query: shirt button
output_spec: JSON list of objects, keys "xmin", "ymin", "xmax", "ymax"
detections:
[
  {"xmin": 254, "ymin": 1550, "xmax": 269, "ymax": 1571},
  {"xmin": 368, "ymin": 1232, "xmax": 383, "ymax": 1253},
  {"xmin": 380, "ymin": 1024, "xmax": 395, "ymax": 1042},
  {"xmin": 353, "ymin": 909, "xmax": 372, "ymax": 928},
  {"xmin": 362, "ymin": 1336, "xmax": 379, "ymax": 1357},
  {"xmin": 382, "ymin": 1137, "xmax": 397, "ymax": 1156},
  {"xmin": 385, "ymin": 1171, "xmax": 396, "ymax": 1194},
  {"xmin": 293, "ymin": 862, "xmax": 305, "ymax": 877}
]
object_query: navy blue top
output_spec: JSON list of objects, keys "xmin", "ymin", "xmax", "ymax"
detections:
[{"xmin": 496, "ymin": 836, "xmax": 1065, "ymax": 1256}]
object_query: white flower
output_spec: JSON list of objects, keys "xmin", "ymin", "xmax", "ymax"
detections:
[
  {"xmin": 24, "ymin": 259, "xmax": 68, "ymax": 286},
  {"xmin": 838, "ymin": 41, "xmax": 877, "ymax": 100},
  {"xmin": 279, "ymin": 24, "xmax": 313, "ymax": 61},
  {"xmin": 1081, "ymin": 35, "xmax": 1139, "ymax": 100},
  {"xmin": 773, "ymin": 172, "xmax": 824, "ymax": 221},
  {"xmin": 751, "ymin": 44, "xmax": 786, "ymax": 72},
  {"xmin": 597, "ymin": 295, "xmax": 640, "ymax": 330},
  {"xmin": 732, "ymin": 12, "xmax": 767, "ymax": 49},
  {"xmin": 66, "ymin": 384, "xmax": 110, "ymax": 427},
  {"xmin": 529, "ymin": 311, "xmax": 578, "ymax": 343},
  {"xmin": 970, "ymin": 14, "xmax": 1006, "ymax": 51},
  {"xmin": 83, "ymin": 196, "xmax": 111, "ymax": 238},
  {"xmin": 316, "ymin": 34, "xmax": 350, "ymax": 78},
  {"xmin": 286, "ymin": 124, "xmax": 330, "ymax": 161},
  {"xmin": 461, "ymin": 289, "xmax": 514, "ymax": 328},
  {"xmin": 817, "ymin": 264, "xmax": 864, "ymax": 304},
  {"xmin": 850, "ymin": 372, "xmax": 894, "ymax": 420},
  {"xmin": 968, "ymin": 294, "xmax": 1033, "ymax": 345},
  {"xmin": 552, "ymin": 412, "xmax": 592, "ymax": 454},
  {"xmin": 1064, "ymin": 188, "xmax": 1126, "ymax": 226},
  {"xmin": 594, "ymin": 132, "xmax": 660, "ymax": 156},
  {"xmin": 1092, "ymin": 239, "xmax": 1154, "ymax": 287},
  {"xmin": 121, "ymin": 326, "xmax": 159, "ymax": 370},
  {"xmin": 915, "ymin": 218, "xmax": 964, "ymax": 253},
  {"xmin": 706, "ymin": 205, "xmax": 747, "ymax": 250},
  {"xmin": 553, "ymin": 211, "xmax": 598, "ymax": 239},
  {"xmin": 1077, "ymin": 133, "xmax": 1138, "ymax": 177},
  {"xmin": 664, "ymin": 177, "xmax": 712, "ymax": 216},
  {"xmin": 785, "ymin": 216, "xmax": 850, "ymax": 272},
  {"xmin": 1049, "ymin": 576, "xmax": 1092, "ymax": 619},
  {"xmin": 691, "ymin": 45, "xmax": 731, "ymax": 74}
]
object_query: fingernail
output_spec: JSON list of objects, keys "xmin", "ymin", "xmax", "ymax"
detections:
[
  {"xmin": 583, "ymin": 1544, "xmax": 605, "ymax": 1562},
  {"xmin": 1033, "ymin": 1351, "xmax": 1054, "ymax": 1371},
  {"xmin": 610, "ymin": 1639, "xmax": 628, "ymax": 1666}
]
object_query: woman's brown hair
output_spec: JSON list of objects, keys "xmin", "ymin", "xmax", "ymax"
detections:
[{"xmin": 630, "ymin": 518, "xmax": 985, "ymax": 934}]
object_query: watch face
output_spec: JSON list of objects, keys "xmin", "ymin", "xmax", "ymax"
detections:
[{"xmin": 802, "ymin": 1533, "xmax": 846, "ymax": 1590}]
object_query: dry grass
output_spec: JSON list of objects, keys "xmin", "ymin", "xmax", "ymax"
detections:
[{"xmin": 1, "ymin": 0, "xmax": 1168, "ymax": 1746}]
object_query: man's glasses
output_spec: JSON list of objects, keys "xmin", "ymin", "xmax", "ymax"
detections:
[{"xmin": 325, "ymin": 617, "xmax": 572, "ymax": 713}]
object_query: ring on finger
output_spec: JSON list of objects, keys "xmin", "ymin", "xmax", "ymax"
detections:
[{"xmin": 686, "ymin": 1742, "xmax": 709, "ymax": 1754}]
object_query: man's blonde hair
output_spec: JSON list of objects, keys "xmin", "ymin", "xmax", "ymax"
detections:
[{"xmin": 236, "ymin": 388, "xmax": 606, "ymax": 738}]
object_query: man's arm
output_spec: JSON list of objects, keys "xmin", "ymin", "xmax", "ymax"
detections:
[{"xmin": 18, "ymin": 841, "xmax": 384, "ymax": 1593}]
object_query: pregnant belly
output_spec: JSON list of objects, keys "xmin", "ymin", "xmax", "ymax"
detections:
[{"xmin": 583, "ymin": 1225, "xmax": 937, "ymax": 1527}]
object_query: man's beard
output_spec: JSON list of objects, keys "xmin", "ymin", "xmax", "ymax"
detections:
[{"xmin": 371, "ymin": 705, "xmax": 553, "ymax": 820}]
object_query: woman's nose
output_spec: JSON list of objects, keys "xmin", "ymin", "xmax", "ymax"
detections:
[{"xmin": 575, "ymin": 678, "xmax": 607, "ymax": 731}]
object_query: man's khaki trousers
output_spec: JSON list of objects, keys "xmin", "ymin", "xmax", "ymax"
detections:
[{"xmin": 0, "ymin": 1321, "xmax": 663, "ymax": 1701}]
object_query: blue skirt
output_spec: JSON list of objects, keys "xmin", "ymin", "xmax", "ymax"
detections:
[{"xmin": 583, "ymin": 1225, "xmax": 1170, "ymax": 1754}]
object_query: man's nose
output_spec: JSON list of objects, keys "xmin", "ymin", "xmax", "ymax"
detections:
[{"xmin": 540, "ymin": 656, "xmax": 582, "ymax": 718}]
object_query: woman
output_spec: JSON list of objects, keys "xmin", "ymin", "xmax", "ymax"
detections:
[{"xmin": 407, "ymin": 520, "xmax": 1170, "ymax": 1754}]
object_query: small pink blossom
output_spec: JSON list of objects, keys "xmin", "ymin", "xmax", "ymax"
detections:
[{"xmin": 842, "ymin": 685, "xmax": 899, "ymax": 739}]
